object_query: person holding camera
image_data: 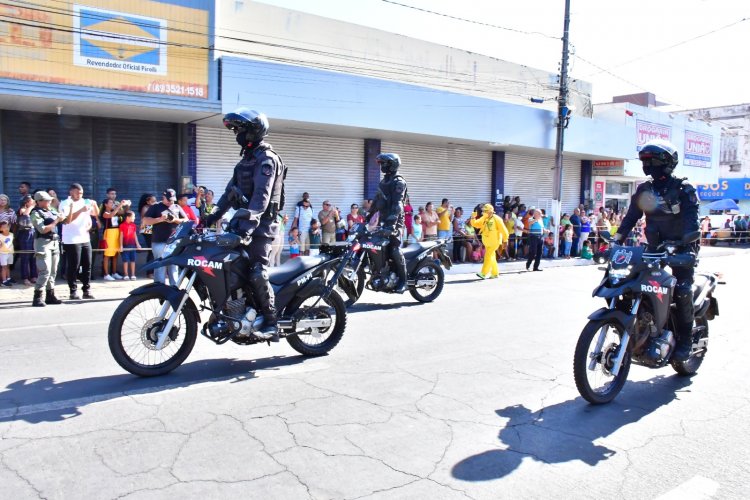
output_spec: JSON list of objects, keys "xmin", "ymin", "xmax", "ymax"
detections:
[
  {"xmin": 30, "ymin": 191, "xmax": 66, "ymax": 306},
  {"xmin": 59, "ymin": 183, "xmax": 98, "ymax": 299},
  {"xmin": 142, "ymin": 189, "xmax": 188, "ymax": 285}
]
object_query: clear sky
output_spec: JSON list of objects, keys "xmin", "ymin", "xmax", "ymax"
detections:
[{"xmin": 256, "ymin": 0, "xmax": 749, "ymax": 111}]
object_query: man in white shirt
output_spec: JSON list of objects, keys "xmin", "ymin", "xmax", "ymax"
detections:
[
  {"xmin": 59, "ymin": 183, "xmax": 99, "ymax": 300},
  {"xmin": 292, "ymin": 198, "xmax": 313, "ymax": 255}
]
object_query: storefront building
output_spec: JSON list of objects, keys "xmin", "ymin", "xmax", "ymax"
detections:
[
  {"xmin": 592, "ymin": 99, "xmax": 720, "ymax": 214},
  {"xmin": 0, "ymin": 0, "xmax": 219, "ymax": 201}
]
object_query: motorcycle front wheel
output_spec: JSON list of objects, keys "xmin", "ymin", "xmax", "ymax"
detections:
[
  {"xmin": 285, "ymin": 289, "xmax": 346, "ymax": 356},
  {"xmin": 408, "ymin": 260, "xmax": 445, "ymax": 303},
  {"xmin": 573, "ymin": 318, "xmax": 631, "ymax": 404},
  {"xmin": 108, "ymin": 291, "xmax": 197, "ymax": 377}
]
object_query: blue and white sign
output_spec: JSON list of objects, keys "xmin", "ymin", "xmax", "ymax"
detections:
[
  {"xmin": 696, "ymin": 178, "xmax": 750, "ymax": 200},
  {"xmin": 73, "ymin": 5, "xmax": 167, "ymax": 75}
]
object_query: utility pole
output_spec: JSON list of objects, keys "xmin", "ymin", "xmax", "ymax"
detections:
[{"xmin": 553, "ymin": 0, "xmax": 571, "ymax": 253}]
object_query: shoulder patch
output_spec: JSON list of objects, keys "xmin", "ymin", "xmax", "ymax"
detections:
[{"xmin": 261, "ymin": 159, "xmax": 274, "ymax": 176}]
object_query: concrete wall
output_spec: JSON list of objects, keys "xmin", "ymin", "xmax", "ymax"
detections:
[{"xmin": 215, "ymin": 0, "xmax": 593, "ymax": 117}]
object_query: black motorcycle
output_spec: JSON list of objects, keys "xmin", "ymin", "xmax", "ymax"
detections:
[
  {"xmin": 573, "ymin": 231, "xmax": 720, "ymax": 404},
  {"xmin": 322, "ymin": 224, "xmax": 452, "ymax": 306},
  {"xmin": 108, "ymin": 218, "xmax": 347, "ymax": 377}
]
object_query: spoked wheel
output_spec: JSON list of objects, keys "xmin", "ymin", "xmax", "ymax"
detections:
[
  {"xmin": 573, "ymin": 319, "xmax": 631, "ymax": 404},
  {"xmin": 108, "ymin": 291, "xmax": 197, "ymax": 377},
  {"xmin": 338, "ymin": 266, "xmax": 366, "ymax": 307},
  {"xmin": 286, "ymin": 289, "xmax": 346, "ymax": 356},
  {"xmin": 408, "ymin": 260, "xmax": 445, "ymax": 303},
  {"xmin": 671, "ymin": 317, "xmax": 708, "ymax": 376}
]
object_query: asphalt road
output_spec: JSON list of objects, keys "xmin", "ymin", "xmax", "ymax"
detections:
[{"xmin": 0, "ymin": 254, "xmax": 748, "ymax": 499}]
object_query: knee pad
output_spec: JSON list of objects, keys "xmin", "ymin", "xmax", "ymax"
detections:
[
  {"xmin": 674, "ymin": 282, "xmax": 692, "ymax": 302},
  {"xmin": 249, "ymin": 262, "xmax": 268, "ymax": 286}
]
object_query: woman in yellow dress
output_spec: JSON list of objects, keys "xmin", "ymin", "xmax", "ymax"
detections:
[{"xmin": 470, "ymin": 204, "xmax": 509, "ymax": 279}]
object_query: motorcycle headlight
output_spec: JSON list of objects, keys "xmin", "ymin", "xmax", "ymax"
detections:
[
  {"xmin": 608, "ymin": 267, "xmax": 631, "ymax": 284},
  {"xmin": 161, "ymin": 239, "xmax": 181, "ymax": 259}
]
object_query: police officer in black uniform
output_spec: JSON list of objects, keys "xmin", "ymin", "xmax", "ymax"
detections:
[
  {"xmin": 205, "ymin": 108, "xmax": 287, "ymax": 340},
  {"xmin": 366, "ymin": 153, "xmax": 408, "ymax": 294},
  {"xmin": 613, "ymin": 140, "xmax": 700, "ymax": 361}
]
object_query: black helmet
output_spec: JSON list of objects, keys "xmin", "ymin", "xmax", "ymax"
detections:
[
  {"xmin": 223, "ymin": 108, "xmax": 269, "ymax": 148},
  {"xmin": 376, "ymin": 153, "xmax": 401, "ymax": 175},
  {"xmin": 639, "ymin": 140, "xmax": 678, "ymax": 179}
]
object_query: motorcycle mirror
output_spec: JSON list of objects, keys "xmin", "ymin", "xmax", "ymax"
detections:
[{"xmin": 682, "ymin": 230, "xmax": 701, "ymax": 244}]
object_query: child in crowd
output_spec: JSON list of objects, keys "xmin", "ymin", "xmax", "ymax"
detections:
[
  {"xmin": 563, "ymin": 223, "xmax": 573, "ymax": 259},
  {"xmin": 543, "ymin": 232, "xmax": 555, "ymax": 258},
  {"xmin": 0, "ymin": 220, "xmax": 13, "ymax": 286},
  {"xmin": 119, "ymin": 211, "xmax": 141, "ymax": 280},
  {"xmin": 408, "ymin": 214, "xmax": 423, "ymax": 244},
  {"xmin": 309, "ymin": 219, "xmax": 321, "ymax": 256},
  {"xmin": 288, "ymin": 227, "xmax": 301, "ymax": 259},
  {"xmin": 580, "ymin": 240, "xmax": 593, "ymax": 260}
]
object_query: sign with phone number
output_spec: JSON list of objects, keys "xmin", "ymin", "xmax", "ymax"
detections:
[{"xmin": 148, "ymin": 82, "xmax": 206, "ymax": 97}]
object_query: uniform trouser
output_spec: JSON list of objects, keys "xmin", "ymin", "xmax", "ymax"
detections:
[
  {"xmin": 672, "ymin": 264, "xmax": 695, "ymax": 341},
  {"xmin": 34, "ymin": 238, "xmax": 59, "ymax": 291},
  {"xmin": 247, "ymin": 234, "xmax": 276, "ymax": 321},
  {"xmin": 526, "ymin": 235, "xmax": 543, "ymax": 270},
  {"xmin": 386, "ymin": 234, "xmax": 407, "ymax": 284},
  {"xmin": 64, "ymin": 242, "xmax": 92, "ymax": 292},
  {"xmin": 481, "ymin": 243, "xmax": 499, "ymax": 277}
]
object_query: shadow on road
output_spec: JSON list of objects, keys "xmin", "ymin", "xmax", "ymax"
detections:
[
  {"xmin": 346, "ymin": 301, "xmax": 422, "ymax": 313},
  {"xmin": 0, "ymin": 355, "xmax": 308, "ymax": 424},
  {"xmin": 452, "ymin": 375, "xmax": 693, "ymax": 481}
]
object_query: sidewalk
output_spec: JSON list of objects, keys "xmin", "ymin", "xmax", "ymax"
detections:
[{"xmin": 2, "ymin": 246, "xmax": 747, "ymax": 305}]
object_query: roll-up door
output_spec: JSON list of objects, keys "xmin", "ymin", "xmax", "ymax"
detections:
[
  {"xmin": 2, "ymin": 111, "xmax": 176, "ymax": 201},
  {"xmin": 196, "ymin": 127, "xmax": 364, "ymax": 214},
  {"xmin": 504, "ymin": 153, "xmax": 581, "ymax": 214},
  {"xmin": 2, "ymin": 110, "xmax": 94, "ymax": 196},
  {"xmin": 381, "ymin": 141, "xmax": 491, "ymax": 214},
  {"xmin": 92, "ymin": 118, "xmax": 176, "ymax": 201},
  {"xmin": 504, "ymin": 153, "xmax": 555, "ymax": 211}
]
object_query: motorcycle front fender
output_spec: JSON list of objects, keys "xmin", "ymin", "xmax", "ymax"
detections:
[
  {"xmin": 587, "ymin": 307, "xmax": 636, "ymax": 333},
  {"xmin": 436, "ymin": 244, "xmax": 453, "ymax": 269},
  {"xmin": 129, "ymin": 283, "xmax": 202, "ymax": 324},
  {"xmin": 139, "ymin": 257, "xmax": 178, "ymax": 273}
]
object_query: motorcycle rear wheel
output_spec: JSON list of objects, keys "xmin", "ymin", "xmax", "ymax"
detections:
[
  {"xmin": 286, "ymin": 289, "xmax": 346, "ymax": 356},
  {"xmin": 574, "ymin": 318, "xmax": 631, "ymax": 405},
  {"xmin": 671, "ymin": 317, "xmax": 708, "ymax": 376},
  {"xmin": 108, "ymin": 291, "xmax": 197, "ymax": 377},
  {"xmin": 408, "ymin": 260, "xmax": 444, "ymax": 303}
]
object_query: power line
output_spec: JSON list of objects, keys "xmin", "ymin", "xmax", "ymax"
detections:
[{"xmin": 380, "ymin": 0, "xmax": 560, "ymax": 40}]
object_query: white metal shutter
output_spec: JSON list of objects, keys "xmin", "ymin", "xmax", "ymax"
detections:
[
  {"xmin": 562, "ymin": 157, "xmax": 582, "ymax": 215},
  {"xmin": 381, "ymin": 141, "xmax": 491, "ymax": 214},
  {"xmin": 504, "ymin": 153, "xmax": 555, "ymax": 211},
  {"xmin": 197, "ymin": 128, "xmax": 364, "ymax": 215},
  {"xmin": 504, "ymin": 153, "xmax": 581, "ymax": 214}
]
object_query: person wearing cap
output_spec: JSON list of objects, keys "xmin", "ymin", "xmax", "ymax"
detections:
[
  {"xmin": 58, "ymin": 183, "xmax": 98, "ymax": 300},
  {"xmin": 30, "ymin": 191, "xmax": 66, "ymax": 306},
  {"xmin": 141, "ymin": 189, "xmax": 188, "ymax": 285},
  {"xmin": 470, "ymin": 203, "xmax": 508, "ymax": 280}
]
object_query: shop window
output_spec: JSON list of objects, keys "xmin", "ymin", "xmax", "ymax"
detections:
[{"xmin": 605, "ymin": 182, "xmax": 631, "ymax": 196}]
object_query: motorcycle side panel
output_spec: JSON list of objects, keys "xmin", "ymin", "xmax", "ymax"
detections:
[
  {"xmin": 637, "ymin": 269, "xmax": 674, "ymax": 331},
  {"xmin": 169, "ymin": 245, "xmax": 248, "ymax": 308}
]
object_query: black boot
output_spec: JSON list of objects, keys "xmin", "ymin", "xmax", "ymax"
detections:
[
  {"xmin": 45, "ymin": 289, "xmax": 63, "ymax": 305},
  {"xmin": 32, "ymin": 289, "xmax": 45, "ymax": 307},
  {"xmin": 391, "ymin": 246, "xmax": 408, "ymax": 294},
  {"xmin": 672, "ymin": 334, "xmax": 692, "ymax": 362},
  {"xmin": 248, "ymin": 263, "xmax": 279, "ymax": 342}
]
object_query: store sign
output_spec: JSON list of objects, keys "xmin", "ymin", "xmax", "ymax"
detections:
[
  {"xmin": 594, "ymin": 181, "xmax": 605, "ymax": 210},
  {"xmin": 593, "ymin": 160, "xmax": 625, "ymax": 176},
  {"xmin": 636, "ymin": 120, "xmax": 672, "ymax": 151},
  {"xmin": 0, "ymin": 0, "xmax": 210, "ymax": 98},
  {"xmin": 696, "ymin": 178, "xmax": 750, "ymax": 200},
  {"xmin": 684, "ymin": 130, "xmax": 713, "ymax": 168}
]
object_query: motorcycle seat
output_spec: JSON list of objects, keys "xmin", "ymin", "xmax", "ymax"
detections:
[
  {"xmin": 268, "ymin": 255, "xmax": 326, "ymax": 285},
  {"xmin": 692, "ymin": 274, "xmax": 710, "ymax": 301},
  {"xmin": 402, "ymin": 242, "xmax": 436, "ymax": 260}
]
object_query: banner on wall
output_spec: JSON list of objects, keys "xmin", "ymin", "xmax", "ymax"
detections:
[
  {"xmin": 594, "ymin": 181, "xmax": 605, "ymax": 210},
  {"xmin": 684, "ymin": 130, "xmax": 713, "ymax": 168},
  {"xmin": 696, "ymin": 178, "xmax": 750, "ymax": 200},
  {"xmin": 593, "ymin": 160, "xmax": 624, "ymax": 176},
  {"xmin": 0, "ymin": 0, "xmax": 210, "ymax": 98},
  {"xmin": 636, "ymin": 120, "xmax": 671, "ymax": 151}
]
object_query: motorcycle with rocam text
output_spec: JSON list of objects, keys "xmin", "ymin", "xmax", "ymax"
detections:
[
  {"xmin": 573, "ymin": 231, "xmax": 721, "ymax": 404},
  {"xmin": 108, "ymin": 217, "xmax": 347, "ymax": 377}
]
